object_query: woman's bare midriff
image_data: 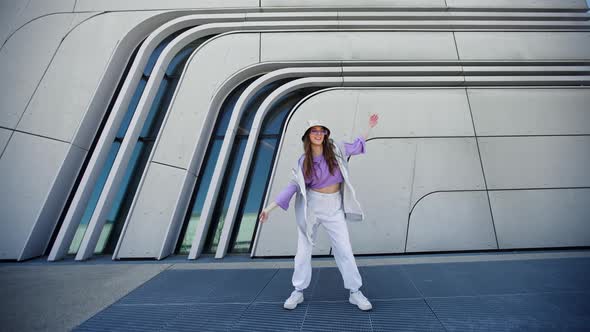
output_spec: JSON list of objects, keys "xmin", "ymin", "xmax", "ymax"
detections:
[{"xmin": 311, "ymin": 183, "xmax": 341, "ymax": 194}]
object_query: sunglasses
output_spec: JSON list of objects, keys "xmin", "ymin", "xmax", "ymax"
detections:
[{"xmin": 310, "ymin": 129, "xmax": 328, "ymax": 135}]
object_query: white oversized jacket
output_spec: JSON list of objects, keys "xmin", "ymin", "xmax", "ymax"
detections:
[{"xmin": 289, "ymin": 140, "xmax": 365, "ymax": 244}]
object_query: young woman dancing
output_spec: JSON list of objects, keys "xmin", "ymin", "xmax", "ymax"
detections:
[{"xmin": 259, "ymin": 113, "xmax": 379, "ymax": 311}]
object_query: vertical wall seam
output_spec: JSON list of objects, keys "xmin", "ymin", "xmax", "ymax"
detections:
[
  {"xmin": 0, "ymin": 131, "xmax": 15, "ymax": 161},
  {"xmin": 464, "ymin": 88, "xmax": 500, "ymax": 249},
  {"xmin": 404, "ymin": 142, "xmax": 418, "ymax": 253}
]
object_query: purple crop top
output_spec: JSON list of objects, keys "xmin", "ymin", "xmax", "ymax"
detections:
[{"xmin": 274, "ymin": 136, "xmax": 366, "ymax": 210}]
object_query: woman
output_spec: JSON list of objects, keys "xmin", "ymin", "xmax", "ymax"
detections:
[{"xmin": 259, "ymin": 113, "xmax": 379, "ymax": 311}]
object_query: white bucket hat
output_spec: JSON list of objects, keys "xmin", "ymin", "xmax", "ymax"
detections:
[{"xmin": 301, "ymin": 120, "xmax": 331, "ymax": 141}]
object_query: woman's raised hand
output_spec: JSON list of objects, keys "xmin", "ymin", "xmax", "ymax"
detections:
[
  {"xmin": 369, "ymin": 113, "xmax": 379, "ymax": 128},
  {"xmin": 362, "ymin": 113, "xmax": 379, "ymax": 140}
]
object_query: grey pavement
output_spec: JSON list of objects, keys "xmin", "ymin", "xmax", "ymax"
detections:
[{"xmin": 1, "ymin": 249, "xmax": 590, "ymax": 331}]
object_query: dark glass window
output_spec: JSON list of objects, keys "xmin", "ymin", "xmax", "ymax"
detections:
[
  {"xmin": 94, "ymin": 38, "xmax": 207, "ymax": 254},
  {"xmin": 200, "ymin": 80, "xmax": 290, "ymax": 254},
  {"xmin": 68, "ymin": 32, "xmax": 205, "ymax": 255},
  {"xmin": 68, "ymin": 142, "xmax": 120, "ymax": 254},
  {"xmin": 176, "ymin": 77, "xmax": 260, "ymax": 254},
  {"xmin": 176, "ymin": 139, "xmax": 223, "ymax": 254},
  {"xmin": 228, "ymin": 87, "xmax": 319, "ymax": 253},
  {"xmin": 52, "ymin": 41, "xmax": 142, "ymax": 257},
  {"xmin": 229, "ymin": 137, "xmax": 277, "ymax": 252}
]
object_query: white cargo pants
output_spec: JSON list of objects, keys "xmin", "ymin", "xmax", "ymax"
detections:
[{"xmin": 292, "ymin": 190, "xmax": 363, "ymax": 291}]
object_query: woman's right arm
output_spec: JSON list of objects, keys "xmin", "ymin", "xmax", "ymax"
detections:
[{"xmin": 259, "ymin": 182, "xmax": 298, "ymax": 223}]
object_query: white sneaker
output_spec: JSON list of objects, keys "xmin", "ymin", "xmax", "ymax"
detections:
[
  {"xmin": 349, "ymin": 290, "xmax": 372, "ymax": 311},
  {"xmin": 283, "ymin": 290, "xmax": 304, "ymax": 310}
]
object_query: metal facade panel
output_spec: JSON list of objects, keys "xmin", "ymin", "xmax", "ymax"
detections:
[
  {"xmin": 0, "ymin": 132, "xmax": 69, "ymax": 259},
  {"xmin": 261, "ymin": 32, "xmax": 458, "ymax": 62},
  {"xmin": 0, "ymin": 0, "xmax": 75, "ymax": 47},
  {"xmin": 455, "ymin": 32, "xmax": 590, "ymax": 61},
  {"xmin": 151, "ymin": 33, "xmax": 260, "ymax": 170},
  {"xmin": 353, "ymin": 138, "xmax": 489, "ymax": 253},
  {"xmin": 0, "ymin": 128, "xmax": 11, "ymax": 154},
  {"xmin": 468, "ymin": 88, "xmax": 590, "ymax": 136},
  {"xmin": 410, "ymin": 138, "xmax": 485, "ymax": 207},
  {"xmin": 479, "ymin": 136, "xmax": 590, "ymax": 189},
  {"xmin": 75, "ymin": 0, "xmax": 259, "ymax": 12},
  {"xmin": 346, "ymin": 139, "xmax": 415, "ymax": 254},
  {"xmin": 490, "ymin": 189, "xmax": 590, "ymax": 249},
  {"xmin": 16, "ymin": 12, "xmax": 157, "ymax": 143},
  {"xmin": 0, "ymin": 1, "xmax": 27, "ymax": 46},
  {"xmin": 262, "ymin": 0, "xmax": 446, "ymax": 8},
  {"xmin": 407, "ymin": 191, "xmax": 496, "ymax": 252},
  {"xmin": 20, "ymin": 144, "xmax": 85, "ymax": 260},
  {"xmin": 447, "ymin": 0, "xmax": 588, "ymax": 10},
  {"xmin": 0, "ymin": 14, "xmax": 86, "ymax": 129},
  {"xmin": 352, "ymin": 88, "xmax": 474, "ymax": 138},
  {"xmin": 116, "ymin": 162, "xmax": 192, "ymax": 258},
  {"xmin": 257, "ymin": 88, "xmax": 482, "ymax": 255},
  {"xmin": 19, "ymin": 0, "xmax": 76, "ymax": 24}
]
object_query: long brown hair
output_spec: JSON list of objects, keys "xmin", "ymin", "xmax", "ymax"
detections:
[{"xmin": 302, "ymin": 129, "xmax": 339, "ymax": 180}]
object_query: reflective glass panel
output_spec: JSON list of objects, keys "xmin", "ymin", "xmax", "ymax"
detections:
[
  {"xmin": 203, "ymin": 137, "xmax": 247, "ymax": 253},
  {"xmin": 228, "ymin": 87, "xmax": 320, "ymax": 253},
  {"xmin": 177, "ymin": 138, "xmax": 223, "ymax": 254},
  {"xmin": 68, "ymin": 142, "xmax": 120, "ymax": 254},
  {"xmin": 229, "ymin": 138, "xmax": 277, "ymax": 253}
]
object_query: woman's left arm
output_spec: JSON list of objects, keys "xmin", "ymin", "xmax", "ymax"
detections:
[{"xmin": 342, "ymin": 113, "xmax": 379, "ymax": 157}]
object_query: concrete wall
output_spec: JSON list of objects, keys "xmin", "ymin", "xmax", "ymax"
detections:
[
  {"xmin": 0, "ymin": 0, "xmax": 588, "ymax": 261},
  {"xmin": 256, "ymin": 87, "xmax": 590, "ymax": 256}
]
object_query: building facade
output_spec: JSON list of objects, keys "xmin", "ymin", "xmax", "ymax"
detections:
[{"xmin": 0, "ymin": 0, "xmax": 589, "ymax": 262}]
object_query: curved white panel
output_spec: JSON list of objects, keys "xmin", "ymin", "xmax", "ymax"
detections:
[
  {"xmin": 410, "ymin": 138, "xmax": 485, "ymax": 207},
  {"xmin": 17, "ymin": 0, "xmax": 76, "ymax": 28},
  {"xmin": 0, "ymin": 1, "xmax": 27, "ymax": 47},
  {"xmin": 205, "ymin": 67, "xmax": 342, "ymax": 259},
  {"xmin": 479, "ymin": 136, "xmax": 590, "ymax": 189},
  {"xmin": 262, "ymin": 0, "xmax": 446, "ymax": 8},
  {"xmin": 123, "ymin": 24, "xmax": 590, "ymax": 258},
  {"xmin": 406, "ymin": 191, "xmax": 497, "ymax": 252},
  {"xmin": 447, "ymin": 0, "xmax": 588, "ymax": 10},
  {"xmin": 115, "ymin": 33, "xmax": 261, "ymax": 259},
  {"xmin": 346, "ymin": 139, "xmax": 415, "ymax": 254},
  {"xmin": 115, "ymin": 163, "xmax": 194, "ymax": 258},
  {"xmin": 468, "ymin": 88, "xmax": 590, "ymax": 136},
  {"xmin": 455, "ymin": 32, "xmax": 590, "ymax": 61},
  {"xmin": 152, "ymin": 33, "xmax": 261, "ymax": 170},
  {"xmin": 0, "ymin": 13, "xmax": 93, "ymax": 129},
  {"xmin": 75, "ymin": 0, "xmax": 259, "ymax": 12},
  {"xmin": 350, "ymin": 88, "xmax": 474, "ymax": 138},
  {"xmin": 21, "ymin": 143, "xmax": 85, "ymax": 260},
  {"xmin": 0, "ymin": 0, "xmax": 75, "ymax": 48},
  {"xmin": 48, "ymin": 11, "xmax": 192, "ymax": 261},
  {"xmin": 490, "ymin": 189, "xmax": 590, "ymax": 248},
  {"xmin": 347, "ymin": 138, "xmax": 486, "ymax": 254},
  {"xmin": 261, "ymin": 32, "xmax": 458, "ymax": 62},
  {"xmin": 256, "ymin": 89, "xmax": 487, "ymax": 256},
  {"xmin": 0, "ymin": 133, "xmax": 70, "ymax": 260},
  {"xmin": 16, "ymin": 11, "xmax": 166, "ymax": 143}
]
